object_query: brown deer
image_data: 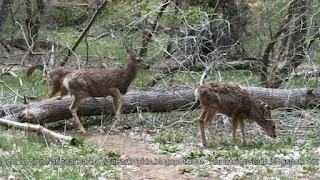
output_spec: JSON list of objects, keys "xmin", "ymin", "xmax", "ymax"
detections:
[
  {"xmin": 63, "ymin": 47, "xmax": 148, "ymax": 134},
  {"xmin": 195, "ymin": 81, "xmax": 276, "ymax": 146},
  {"xmin": 46, "ymin": 67, "xmax": 75, "ymax": 99}
]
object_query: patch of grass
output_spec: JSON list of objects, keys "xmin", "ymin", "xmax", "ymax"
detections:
[
  {"xmin": 185, "ymin": 151, "xmax": 205, "ymax": 159},
  {"xmin": 198, "ymin": 169, "xmax": 210, "ymax": 177},
  {"xmin": 279, "ymin": 149, "xmax": 289, "ymax": 155},
  {"xmin": 154, "ymin": 132, "xmax": 168, "ymax": 144},
  {"xmin": 266, "ymin": 167, "xmax": 273, "ymax": 173},
  {"xmin": 154, "ymin": 130, "xmax": 185, "ymax": 144},
  {"xmin": 246, "ymin": 141, "xmax": 263, "ymax": 150},
  {"xmin": 174, "ymin": 130, "xmax": 184, "ymax": 143},
  {"xmin": 284, "ymin": 137, "xmax": 294, "ymax": 146},
  {"xmin": 1, "ymin": 70, "xmax": 49, "ymax": 102},
  {"xmin": 0, "ymin": 137, "xmax": 14, "ymax": 151},
  {"xmin": 300, "ymin": 152, "xmax": 320, "ymax": 161},
  {"xmin": 160, "ymin": 145, "xmax": 180, "ymax": 153},
  {"xmin": 303, "ymin": 165, "xmax": 319, "ymax": 172},
  {"xmin": 219, "ymin": 139, "xmax": 233, "ymax": 147},
  {"xmin": 299, "ymin": 138, "xmax": 320, "ymax": 148},
  {"xmin": 179, "ymin": 167, "xmax": 193, "ymax": 174},
  {"xmin": 0, "ymin": 130, "xmax": 118, "ymax": 179}
]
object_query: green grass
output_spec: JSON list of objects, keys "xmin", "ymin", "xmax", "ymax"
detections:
[
  {"xmin": 1, "ymin": 70, "xmax": 49, "ymax": 102},
  {"xmin": 154, "ymin": 129, "xmax": 186, "ymax": 144},
  {"xmin": 0, "ymin": 131, "xmax": 119, "ymax": 179},
  {"xmin": 0, "ymin": 137, "xmax": 14, "ymax": 151},
  {"xmin": 197, "ymin": 169, "xmax": 210, "ymax": 177},
  {"xmin": 185, "ymin": 151, "xmax": 205, "ymax": 159},
  {"xmin": 160, "ymin": 145, "xmax": 180, "ymax": 153}
]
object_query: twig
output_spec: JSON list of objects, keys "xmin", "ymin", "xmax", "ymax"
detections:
[
  {"xmin": 164, "ymin": 118, "xmax": 197, "ymax": 129},
  {"xmin": 0, "ymin": 80, "xmax": 23, "ymax": 99}
]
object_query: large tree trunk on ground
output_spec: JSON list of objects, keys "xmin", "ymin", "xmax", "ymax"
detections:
[
  {"xmin": 1, "ymin": 87, "xmax": 319, "ymax": 124},
  {"xmin": 148, "ymin": 59, "xmax": 261, "ymax": 87}
]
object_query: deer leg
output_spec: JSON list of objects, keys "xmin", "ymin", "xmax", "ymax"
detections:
[
  {"xmin": 69, "ymin": 95, "xmax": 86, "ymax": 134},
  {"xmin": 109, "ymin": 88, "xmax": 123, "ymax": 119},
  {"xmin": 60, "ymin": 86, "xmax": 69, "ymax": 97},
  {"xmin": 197, "ymin": 109, "xmax": 207, "ymax": 146},
  {"xmin": 45, "ymin": 86, "xmax": 59, "ymax": 99},
  {"xmin": 205, "ymin": 110, "xmax": 220, "ymax": 146},
  {"xmin": 239, "ymin": 118, "xmax": 247, "ymax": 145},
  {"xmin": 231, "ymin": 115, "xmax": 239, "ymax": 144}
]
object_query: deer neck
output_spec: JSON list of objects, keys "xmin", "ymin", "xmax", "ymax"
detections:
[
  {"xmin": 123, "ymin": 60, "xmax": 138, "ymax": 84},
  {"xmin": 249, "ymin": 105, "xmax": 265, "ymax": 124}
]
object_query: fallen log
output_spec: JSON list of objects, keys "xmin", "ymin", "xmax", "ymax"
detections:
[
  {"xmin": 148, "ymin": 59, "xmax": 261, "ymax": 86},
  {"xmin": 0, "ymin": 86, "xmax": 319, "ymax": 124}
]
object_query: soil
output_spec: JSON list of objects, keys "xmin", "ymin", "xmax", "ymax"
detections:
[{"xmin": 82, "ymin": 133, "xmax": 207, "ymax": 180}]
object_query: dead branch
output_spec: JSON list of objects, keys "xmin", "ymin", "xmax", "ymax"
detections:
[
  {"xmin": 60, "ymin": 0, "xmax": 108, "ymax": 66},
  {"xmin": 0, "ymin": 118, "xmax": 72, "ymax": 141}
]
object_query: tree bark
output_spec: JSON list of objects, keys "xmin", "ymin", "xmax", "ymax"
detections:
[
  {"xmin": 0, "ymin": 0, "xmax": 11, "ymax": 40},
  {"xmin": 260, "ymin": 0, "xmax": 294, "ymax": 83},
  {"xmin": 0, "ymin": 86, "xmax": 319, "ymax": 124},
  {"xmin": 268, "ymin": 0, "xmax": 308, "ymax": 88},
  {"xmin": 139, "ymin": 0, "xmax": 170, "ymax": 57}
]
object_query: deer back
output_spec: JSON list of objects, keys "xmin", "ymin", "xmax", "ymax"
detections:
[
  {"xmin": 196, "ymin": 81, "xmax": 256, "ymax": 117},
  {"xmin": 47, "ymin": 67, "xmax": 75, "ymax": 87}
]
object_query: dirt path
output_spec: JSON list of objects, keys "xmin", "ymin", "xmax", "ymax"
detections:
[{"xmin": 82, "ymin": 133, "xmax": 196, "ymax": 180}]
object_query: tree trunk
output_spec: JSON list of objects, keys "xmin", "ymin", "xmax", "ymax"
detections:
[
  {"xmin": 1, "ymin": 86, "xmax": 319, "ymax": 124},
  {"xmin": 260, "ymin": 0, "xmax": 294, "ymax": 83},
  {"xmin": 268, "ymin": 0, "xmax": 308, "ymax": 88},
  {"xmin": 139, "ymin": 0, "xmax": 170, "ymax": 57},
  {"xmin": 0, "ymin": 0, "xmax": 11, "ymax": 40}
]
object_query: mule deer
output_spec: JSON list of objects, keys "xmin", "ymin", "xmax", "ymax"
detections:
[
  {"xmin": 46, "ymin": 67, "xmax": 75, "ymax": 99},
  {"xmin": 195, "ymin": 81, "xmax": 276, "ymax": 146},
  {"xmin": 63, "ymin": 47, "xmax": 148, "ymax": 134}
]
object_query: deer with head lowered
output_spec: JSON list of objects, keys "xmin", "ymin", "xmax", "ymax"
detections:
[
  {"xmin": 195, "ymin": 81, "xmax": 276, "ymax": 146},
  {"xmin": 63, "ymin": 47, "xmax": 148, "ymax": 134},
  {"xmin": 46, "ymin": 67, "xmax": 75, "ymax": 99}
]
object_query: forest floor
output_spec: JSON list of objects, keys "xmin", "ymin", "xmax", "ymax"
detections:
[
  {"xmin": 83, "ymin": 133, "xmax": 196, "ymax": 180},
  {"xmin": 0, "ymin": 109, "xmax": 319, "ymax": 179},
  {"xmin": 76, "ymin": 109, "xmax": 320, "ymax": 180}
]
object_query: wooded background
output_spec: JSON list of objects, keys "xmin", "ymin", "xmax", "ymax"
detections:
[{"xmin": 0, "ymin": 0, "xmax": 319, "ymax": 122}]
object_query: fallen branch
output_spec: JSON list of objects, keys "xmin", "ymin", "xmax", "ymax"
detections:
[{"xmin": 0, "ymin": 118, "xmax": 72, "ymax": 141}]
